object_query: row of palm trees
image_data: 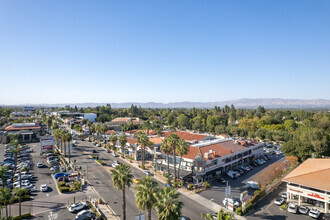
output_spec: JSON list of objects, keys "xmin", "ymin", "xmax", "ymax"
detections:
[
  {"xmin": 111, "ymin": 163, "xmax": 183, "ymax": 220},
  {"xmin": 160, "ymin": 134, "xmax": 189, "ymax": 182},
  {"xmin": 52, "ymin": 129, "xmax": 72, "ymax": 160}
]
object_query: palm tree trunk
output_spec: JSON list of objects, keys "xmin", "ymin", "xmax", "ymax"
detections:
[
  {"xmin": 167, "ymin": 153, "xmax": 170, "ymax": 176},
  {"xmin": 147, "ymin": 208, "xmax": 151, "ymax": 220},
  {"xmin": 173, "ymin": 147, "xmax": 177, "ymax": 181},
  {"xmin": 19, "ymin": 196, "xmax": 21, "ymax": 216},
  {"xmin": 178, "ymin": 156, "xmax": 182, "ymax": 181},
  {"xmin": 122, "ymin": 185, "xmax": 126, "ymax": 220},
  {"xmin": 64, "ymin": 142, "xmax": 67, "ymax": 156}
]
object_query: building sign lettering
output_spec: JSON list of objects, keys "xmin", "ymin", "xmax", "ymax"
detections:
[{"xmin": 307, "ymin": 193, "xmax": 324, "ymax": 200}]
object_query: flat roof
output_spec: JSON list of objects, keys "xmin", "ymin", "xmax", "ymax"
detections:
[{"xmin": 283, "ymin": 158, "xmax": 330, "ymax": 192}]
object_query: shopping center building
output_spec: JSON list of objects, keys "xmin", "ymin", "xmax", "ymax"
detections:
[{"xmin": 283, "ymin": 158, "xmax": 330, "ymax": 214}]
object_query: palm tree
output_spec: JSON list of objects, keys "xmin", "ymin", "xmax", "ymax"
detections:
[
  {"xmin": 10, "ymin": 146, "xmax": 21, "ymax": 188},
  {"xmin": 13, "ymin": 187, "xmax": 27, "ymax": 216},
  {"xmin": 141, "ymin": 120, "xmax": 153, "ymax": 136},
  {"xmin": 119, "ymin": 135, "xmax": 127, "ymax": 157},
  {"xmin": 110, "ymin": 164, "xmax": 133, "ymax": 220},
  {"xmin": 168, "ymin": 134, "xmax": 179, "ymax": 180},
  {"xmin": 59, "ymin": 129, "xmax": 66, "ymax": 153},
  {"xmin": 0, "ymin": 187, "xmax": 12, "ymax": 218},
  {"xmin": 46, "ymin": 117, "xmax": 53, "ymax": 134},
  {"xmin": 160, "ymin": 139, "xmax": 171, "ymax": 176},
  {"xmin": 65, "ymin": 132, "xmax": 72, "ymax": 162},
  {"xmin": 176, "ymin": 139, "xmax": 189, "ymax": 181},
  {"xmin": 134, "ymin": 176, "xmax": 159, "ymax": 220},
  {"xmin": 155, "ymin": 187, "xmax": 183, "ymax": 220},
  {"xmin": 136, "ymin": 132, "xmax": 152, "ymax": 167},
  {"xmin": 201, "ymin": 209, "xmax": 235, "ymax": 220},
  {"xmin": 110, "ymin": 134, "xmax": 118, "ymax": 151},
  {"xmin": 0, "ymin": 166, "xmax": 9, "ymax": 189},
  {"xmin": 52, "ymin": 129, "xmax": 61, "ymax": 151}
]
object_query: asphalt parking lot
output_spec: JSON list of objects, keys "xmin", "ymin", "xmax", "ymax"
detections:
[
  {"xmin": 198, "ymin": 153, "xmax": 286, "ymax": 208},
  {"xmin": 0, "ymin": 142, "xmax": 59, "ymax": 216}
]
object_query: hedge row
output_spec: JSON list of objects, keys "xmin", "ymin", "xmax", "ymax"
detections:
[{"xmin": 13, "ymin": 213, "xmax": 32, "ymax": 220}]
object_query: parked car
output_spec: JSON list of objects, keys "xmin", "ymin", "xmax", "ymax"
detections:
[
  {"xmin": 92, "ymin": 150, "xmax": 97, "ymax": 153},
  {"xmin": 299, "ymin": 206, "xmax": 309, "ymax": 215},
  {"xmin": 274, "ymin": 197, "xmax": 285, "ymax": 205},
  {"xmin": 288, "ymin": 203, "xmax": 298, "ymax": 213},
  {"xmin": 218, "ymin": 177, "xmax": 226, "ymax": 184},
  {"xmin": 75, "ymin": 210, "xmax": 94, "ymax": 219},
  {"xmin": 68, "ymin": 202, "xmax": 87, "ymax": 213},
  {"xmin": 106, "ymin": 149, "xmax": 110, "ymax": 153},
  {"xmin": 40, "ymin": 184, "xmax": 48, "ymax": 192},
  {"xmin": 37, "ymin": 162, "xmax": 44, "ymax": 168},
  {"xmin": 54, "ymin": 172, "xmax": 69, "ymax": 179},
  {"xmin": 111, "ymin": 162, "xmax": 119, "ymax": 168},
  {"xmin": 112, "ymin": 153, "xmax": 118, "ymax": 157},
  {"xmin": 281, "ymin": 192, "xmax": 287, "ymax": 199},
  {"xmin": 309, "ymin": 208, "xmax": 321, "ymax": 219},
  {"xmin": 246, "ymin": 181, "xmax": 259, "ymax": 189}
]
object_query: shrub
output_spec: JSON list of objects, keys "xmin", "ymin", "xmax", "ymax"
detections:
[
  {"xmin": 13, "ymin": 213, "xmax": 32, "ymax": 220},
  {"xmin": 96, "ymin": 159, "xmax": 106, "ymax": 165},
  {"xmin": 235, "ymin": 206, "xmax": 243, "ymax": 216},
  {"xmin": 245, "ymin": 202, "xmax": 253, "ymax": 213},
  {"xmin": 59, "ymin": 186, "xmax": 70, "ymax": 193},
  {"xmin": 203, "ymin": 181, "xmax": 210, "ymax": 189},
  {"xmin": 188, "ymin": 184, "xmax": 194, "ymax": 190},
  {"xmin": 166, "ymin": 178, "xmax": 171, "ymax": 184},
  {"xmin": 58, "ymin": 181, "xmax": 66, "ymax": 187},
  {"xmin": 163, "ymin": 173, "xmax": 168, "ymax": 178},
  {"xmin": 280, "ymin": 202, "xmax": 287, "ymax": 210}
]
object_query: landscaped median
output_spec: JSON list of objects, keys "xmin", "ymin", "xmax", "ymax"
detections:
[{"xmin": 89, "ymin": 155, "xmax": 107, "ymax": 166}]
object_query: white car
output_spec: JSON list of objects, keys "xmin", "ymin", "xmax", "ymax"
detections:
[
  {"xmin": 281, "ymin": 192, "xmax": 287, "ymax": 199},
  {"xmin": 274, "ymin": 197, "xmax": 285, "ymax": 205},
  {"xmin": 37, "ymin": 162, "xmax": 43, "ymax": 168},
  {"xmin": 40, "ymin": 184, "xmax": 48, "ymax": 192},
  {"xmin": 112, "ymin": 153, "xmax": 118, "ymax": 157},
  {"xmin": 75, "ymin": 210, "xmax": 93, "ymax": 219},
  {"xmin": 246, "ymin": 181, "xmax": 259, "ymax": 189},
  {"xmin": 68, "ymin": 202, "xmax": 87, "ymax": 213},
  {"xmin": 287, "ymin": 203, "xmax": 298, "ymax": 213},
  {"xmin": 308, "ymin": 208, "xmax": 321, "ymax": 219},
  {"xmin": 112, "ymin": 162, "xmax": 119, "ymax": 168},
  {"xmin": 299, "ymin": 206, "xmax": 309, "ymax": 215}
]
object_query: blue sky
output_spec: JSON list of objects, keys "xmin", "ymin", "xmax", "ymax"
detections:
[{"xmin": 0, "ymin": 0, "xmax": 329, "ymax": 104}]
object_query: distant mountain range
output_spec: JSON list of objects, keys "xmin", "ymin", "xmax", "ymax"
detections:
[{"xmin": 2, "ymin": 98, "xmax": 330, "ymax": 109}]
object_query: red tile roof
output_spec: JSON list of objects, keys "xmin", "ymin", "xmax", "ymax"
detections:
[
  {"xmin": 5, "ymin": 125, "xmax": 41, "ymax": 131},
  {"xmin": 125, "ymin": 129, "xmax": 157, "ymax": 136},
  {"xmin": 149, "ymin": 137, "xmax": 164, "ymax": 145},
  {"xmin": 182, "ymin": 140, "xmax": 255, "ymax": 161},
  {"xmin": 127, "ymin": 138, "xmax": 138, "ymax": 145},
  {"xmin": 162, "ymin": 131, "xmax": 207, "ymax": 141},
  {"xmin": 105, "ymin": 130, "xmax": 116, "ymax": 135}
]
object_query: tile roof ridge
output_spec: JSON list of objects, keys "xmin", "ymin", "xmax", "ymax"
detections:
[{"xmin": 284, "ymin": 167, "xmax": 330, "ymax": 180}]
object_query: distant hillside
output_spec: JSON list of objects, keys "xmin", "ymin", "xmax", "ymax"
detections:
[{"xmin": 2, "ymin": 98, "xmax": 330, "ymax": 109}]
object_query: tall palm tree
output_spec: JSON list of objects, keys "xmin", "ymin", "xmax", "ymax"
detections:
[
  {"xmin": 168, "ymin": 134, "xmax": 179, "ymax": 180},
  {"xmin": 201, "ymin": 209, "xmax": 234, "ymax": 220},
  {"xmin": 134, "ymin": 176, "xmax": 159, "ymax": 220},
  {"xmin": 52, "ymin": 129, "xmax": 61, "ymax": 151},
  {"xmin": 0, "ymin": 187, "xmax": 11, "ymax": 218},
  {"xmin": 65, "ymin": 132, "xmax": 72, "ymax": 162},
  {"xmin": 136, "ymin": 132, "xmax": 152, "ymax": 167},
  {"xmin": 176, "ymin": 139, "xmax": 189, "ymax": 181},
  {"xmin": 160, "ymin": 139, "xmax": 171, "ymax": 176},
  {"xmin": 119, "ymin": 135, "xmax": 127, "ymax": 157},
  {"xmin": 110, "ymin": 164, "xmax": 133, "ymax": 220},
  {"xmin": 0, "ymin": 166, "xmax": 9, "ymax": 189},
  {"xmin": 155, "ymin": 187, "xmax": 183, "ymax": 220},
  {"xmin": 46, "ymin": 117, "xmax": 53, "ymax": 134},
  {"xmin": 13, "ymin": 187, "xmax": 27, "ymax": 216},
  {"xmin": 59, "ymin": 129, "xmax": 66, "ymax": 153},
  {"xmin": 110, "ymin": 134, "xmax": 118, "ymax": 151},
  {"xmin": 10, "ymin": 146, "xmax": 21, "ymax": 188}
]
